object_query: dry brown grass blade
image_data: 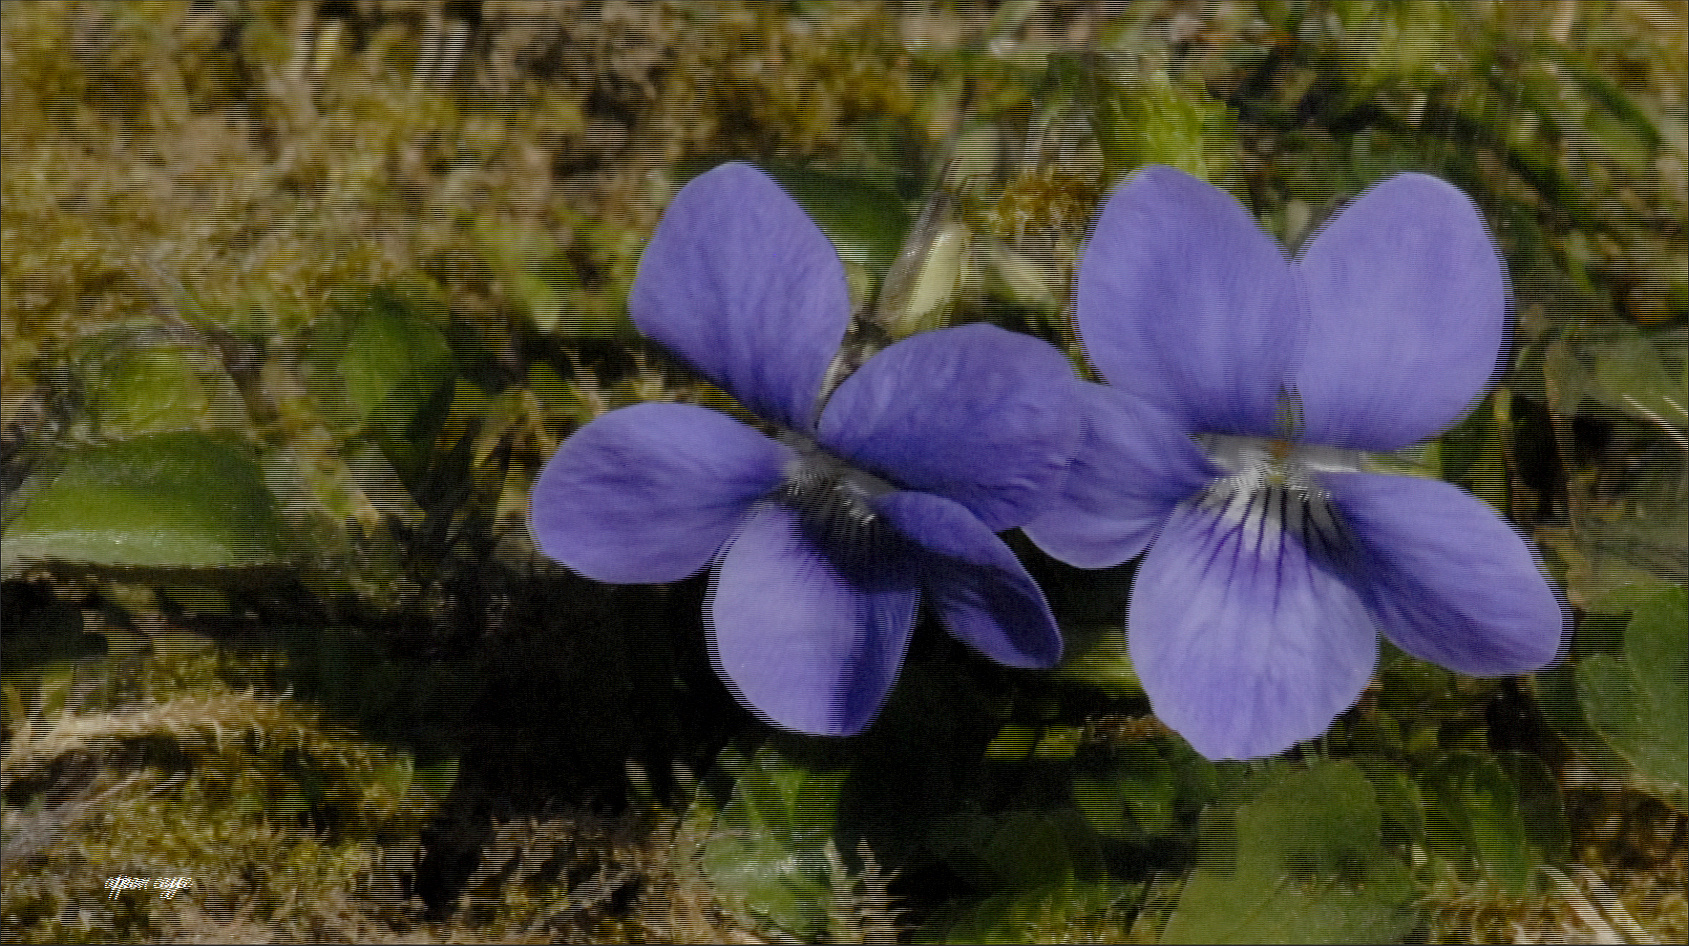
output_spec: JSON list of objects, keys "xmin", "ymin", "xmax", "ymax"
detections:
[{"xmin": 2, "ymin": 689, "xmax": 291, "ymax": 782}]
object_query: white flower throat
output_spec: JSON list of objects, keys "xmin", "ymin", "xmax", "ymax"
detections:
[{"xmin": 1193, "ymin": 434, "xmax": 1367, "ymax": 562}]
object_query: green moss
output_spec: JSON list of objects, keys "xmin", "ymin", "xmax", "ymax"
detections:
[{"xmin": 1, "ymin": 650, "xmax": 437, "ymax": 943}]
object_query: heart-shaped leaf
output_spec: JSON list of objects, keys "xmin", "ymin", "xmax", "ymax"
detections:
[
  {"xmin": 1418, "ymin": 752, "xmax": 1534, "ymax": 894},
  {"xmin": 700, "ymin": 744, "xmax": 848, "ymax": 938},
  {"xmin": 1161, "ymin": 762, "xmax": 1415, "ymax": 945},
  {"xmin": 3, "ymin": 432, "xmax": 290, "ymax": 573},
  {"xmin": 1577, "ymin": 586, "xmax": 1688, "ymax": 795}
]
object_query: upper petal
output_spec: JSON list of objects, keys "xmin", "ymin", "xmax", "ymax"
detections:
[
  {"xmin": 1130, "ymin": 492, "xmax": 1379, "ymax": 760},
  {"xmin": 530, "ymin": 402, "xmax": 788, "ymax": 583},
  {"xmin": 1077, "ymin": 165, "xmax": 1302, "ymax": 437},
  {"xmin": 1023, "ymin": 382, "xmax": 1219, "ymax": 568},
  {"xmin": 630, "ymin": 162, "xmax": 851, "ymax": 429},
  {"xmin": 874, "ymin": 491, "xmax": 1062, "ymax": 668},
  {"xmin": 1321, "ymin": 472, "xmax": 1566, "ymax": 676},
  {"xmin": 1294, "ymin": 173, "xmax": 1508, "ymax": 450},
  {"xmin": 707, "ymin": 500, "xmax": 921, "ymax": 736},
  {"xmin": 816, "ymin": 323, "xmax": 1082, "ymax": 532}
]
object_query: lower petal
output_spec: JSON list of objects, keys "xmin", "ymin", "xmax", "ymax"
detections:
[
  {"xmin": 875, "ymin": 491, "xmax": 1062, "ymax": 668},
  {"xmin": 707, "ymin": 501, "xmax": 921, "ymax": 736},
  {"xmin": 1321, "ymin": 473, "xmax": 1566, "ymax": 676},
  {"xmin": 530, "ymin": 403, "xmax": 789, "ymax": 583},
  {"xmin": 1023, "ymin": 383, "xmax": 1217, "ymax": 568},
  {"xmin": 1130, "ymin": 492, "xmax": 1379, "ymax": 760}
]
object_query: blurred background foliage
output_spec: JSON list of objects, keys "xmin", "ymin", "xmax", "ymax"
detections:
[{"xmin": 2, "ymin": 1, "xmax": 1684, "ymax": 942}]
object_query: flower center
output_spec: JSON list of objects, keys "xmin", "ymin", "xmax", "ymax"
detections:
[
  {"xmin": 1192, "ymin": 434, "xmax": 1364, "ymax": 562},
  {"xmin": 1197, "ymin": 434, "xmax": 1367, "ymax": 484},
  {"xmin": 777, "ymin": 433, "xmax": 896, "ymax": 560}
]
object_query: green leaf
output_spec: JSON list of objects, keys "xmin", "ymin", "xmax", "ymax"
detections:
[
  {"xmin": 759, "ymin": 164, "xmax": 913, "ymax": 276},
  {"xmin": 1587, "ymin": 579, "xmax": 1683, "ymax": 630},
  {"xmin": 338, "ymin": 290, "xmax": 457, "ymax": 476},
  {"xmin": 1161, "ymin": 762, "xmax": 1416, "ymax": 945},
  {"xmin": 341, "ymin": 293, "xmax": 456, "ymax": 432},
  {"xmin": 701, "ymin": 744, "xmax": 848, "ymax": 938},
  {"xmin": 1356, "ymin": 760, "xmax": 1425, "ymax": 846},
  {"xmin": 1542, "ymin": 327, "xmax": 1687, "ymax": 603},
  {"xmin": 3, "ymin": 432, "xmax": 290, "ymax": 572},
  {"xmin": 918, "ymin": 808, "xmax": 1130, "ymax": 943},
  {"xmin": 1072, "ymin": 744, "xmax": 1178, "ymax": 841},
  {"xmin": 929, "ymin": 809, "xmax": 1102, "ymax": 890},
  {"xmin": 1418, "ymin": 752, "xmax": 1534, "ymax": 893},
  {"xmin": 1576, "ymin": 586, "xmax": 1689, "ymax": 795},
  {"xmin": 1587, "ymin": 333, "xmax": 1688, "ymax": 432},
  {"xmin": 1531, "ymin": 665, "xmax": 1632, "ymax": 777},
  {"xmin": 90, "ymin": 345, "xmax": 249, "ymax": 438},
  {"xmin": 1497, "ymin": 752, "xmax": 1570, "ymax": 859}
]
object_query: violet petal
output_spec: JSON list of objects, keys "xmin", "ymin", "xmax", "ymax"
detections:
[
  {"xmin": 630, "ymin": 162, "xmax": 851, "ymax": 430},
  {"xmin": 1130, "ymin": 496, "xmax": 1378, "ymax": 759},
  {"xmin": 1323, "ymin": 472, "xmax": 1566, "ymax": 675},
  {"xmin": 1078, "ymin": 165, "xmax": 1302, "ymax": 437},
  {"xmin": 875, "ymin": 491, "xmax": 1063, "ymax": 668},
  {"xmin": 707, "ymin": 500, "xmax": 920, "ymax": 736},
  {"xmin": 1294, "ymin": 174, "xmax": 1508, "ymax": 450},
  {"xmin": 1024, "ymin": 382, "xmax": 1219, "ymax": 568},
  {"xmin": 530, "ymin": 403, "xmax": 788, "ymax": 583},
  {"xmin": 817, "ymin": 323, "xmax": 1081, "ymax": 532}
]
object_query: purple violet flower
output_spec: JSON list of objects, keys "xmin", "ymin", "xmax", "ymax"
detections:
[
  {"xmin": 1025, "ymin": 165, "xmax": 1567, "ymax": 761},
  {"xmin": 530, "ymin": 163, "xmax": 1082, "ymax": 736}
]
